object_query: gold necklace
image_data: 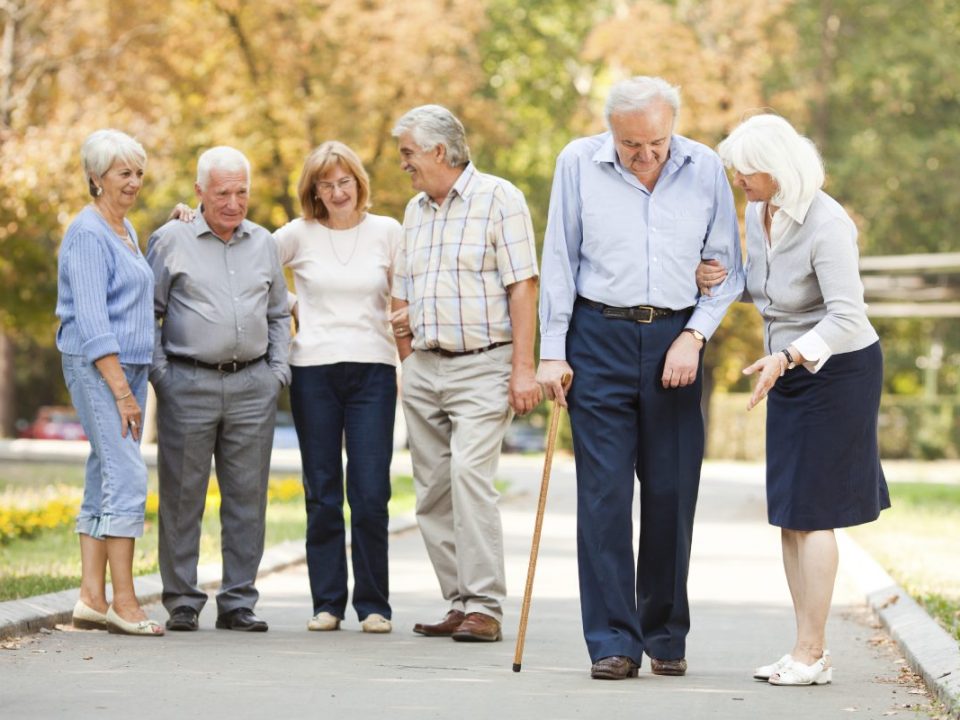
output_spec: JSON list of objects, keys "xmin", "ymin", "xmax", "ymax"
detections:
[{"xmin": 324, "ymin": 215, "xmax": 362, "ymax": 266}]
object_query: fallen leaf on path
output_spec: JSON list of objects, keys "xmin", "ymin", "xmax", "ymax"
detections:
[{"xmin": 879, "ymin": 594, "xmax": 900, "ymax": 609}]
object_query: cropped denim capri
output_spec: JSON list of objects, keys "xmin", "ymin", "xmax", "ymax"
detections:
[{"xmin": 62, "ymin": 353, "xmax": 149, "ymax": 539}]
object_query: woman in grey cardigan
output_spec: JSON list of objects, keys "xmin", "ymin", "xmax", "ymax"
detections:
[{"xmin": 699, "ymin": 114, "xmax": 888, "ymax": 686}]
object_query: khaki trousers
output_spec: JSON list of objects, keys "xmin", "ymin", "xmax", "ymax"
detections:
[{"xmin": 400, "ymin": 344, "xmax": 513, "ymax": 620}]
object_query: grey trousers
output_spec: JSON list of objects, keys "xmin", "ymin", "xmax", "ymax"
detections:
[
  {"xmin": 400, "ymin": 345, "xmax": 513, "ymax": 620},
  {"xmin": 153, "ymin": 358, "xmax": 279, "ymax": 614}
]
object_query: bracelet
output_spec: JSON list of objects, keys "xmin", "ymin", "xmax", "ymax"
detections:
[{"xmin": 115, "ymin": 391, "xmax": 132, "ymax": 402}]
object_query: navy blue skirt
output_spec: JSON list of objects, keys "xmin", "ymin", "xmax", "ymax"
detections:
[{"xmin": 766, "ymin": 341, "xmax": 890, "ymax": 530}]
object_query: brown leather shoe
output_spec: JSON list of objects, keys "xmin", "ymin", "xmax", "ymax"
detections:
[
  {"xmin": 591, "ymin": 655, "xmax": 639, "ymax": 680},
  {"xmin": 413, "ymin": 610, "xmax": 465, "ymax": 637},
  {"xmin": 451, "ymin": 612, "xmax": 502, "ymax": 642},
  {"xmin": 650, "ymin": 657, "xmax": 687, "ymax": 676}
]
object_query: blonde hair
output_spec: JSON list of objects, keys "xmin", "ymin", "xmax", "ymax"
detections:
[{"xmin": 297, "ymin": 141, "xmax": 371, "ymax": 221}]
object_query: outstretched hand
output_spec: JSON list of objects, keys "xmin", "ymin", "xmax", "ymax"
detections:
[{"xmin": 742, "ymin": 354, "xmax": 787, "ymax": 410}]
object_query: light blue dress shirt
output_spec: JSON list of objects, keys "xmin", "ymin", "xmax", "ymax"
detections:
[{"xmin": 539, "ymin": 132, "xmax": 744, "ymax": 360}]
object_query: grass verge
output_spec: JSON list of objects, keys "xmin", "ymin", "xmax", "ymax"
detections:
[
  {"xmin": 847, "ymin": 481, "xmax": 960, "ymax": 643},
  {"xmin": 0, "ymin": 463, "xmax": 416, "ymax": 602}
]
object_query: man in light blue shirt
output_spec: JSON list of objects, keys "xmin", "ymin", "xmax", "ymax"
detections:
[{"xmin": 537, "ymin": 76, "xmax": 744, "ymax": 681}]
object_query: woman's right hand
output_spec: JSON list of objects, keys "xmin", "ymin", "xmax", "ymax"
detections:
[
  {"xmin": 168, "ymin": 203, "xmax": 196, "ymax": 222},
  {"xmin": 696, "ymin": 259, "xmax": 728, "ymax": 296},
  {"xmin": 116, "ymin": 394, "xmax": 143, "ymax": 441}
]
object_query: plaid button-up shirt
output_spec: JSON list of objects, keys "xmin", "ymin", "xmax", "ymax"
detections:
[{"xmin": 394, "ymin": 163, "xmax": 538, "ymax": 353}]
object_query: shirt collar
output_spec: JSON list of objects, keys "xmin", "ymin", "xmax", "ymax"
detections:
[
  {"xmin": 778, "ymin": 194, "xmax": 815, "ymax": 224},
  {"xmin": 195, "ymin": 206, "xmax": 251, "ymax": 241},
  {"xmin": 417, "ymin": 162, "xmax": 476, "ymax": 207},
  {"xmin": 592, "ymin": 133, "xmax": 694, "ymax": 177}
]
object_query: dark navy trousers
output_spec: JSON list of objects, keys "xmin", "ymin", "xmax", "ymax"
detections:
[
  {"xmin": 290, "ymin": 362, "xmax": 396, "ymax": 621},
  {"xmin": 567, "ymin": 301, "xmax": 704, "ymax": 664}
]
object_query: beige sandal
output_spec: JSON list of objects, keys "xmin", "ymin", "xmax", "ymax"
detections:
[
  {"xmin": 72, "ymin": 599, "xmax": 108, "ymax": 630},
  {"xmin": 105, "ymin": 606, "xmax": 164, "ymax": 636}
]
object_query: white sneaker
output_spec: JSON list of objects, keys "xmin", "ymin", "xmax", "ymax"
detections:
[
  {"xmin": 360, "ymin": 613, "xmax": 392, "ymax": 634},
  {"xmin": 307, "ymin": 612, "xmax": 341, "ymax": 631},
  {"xmin": 753, "ymin": 654, "xmax": 793, "ymax": 680}
]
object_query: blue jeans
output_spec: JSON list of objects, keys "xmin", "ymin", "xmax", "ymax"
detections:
[
  {"xmin": 61, "ymin": 353, "xmax": 149, "ymax": 539},
  {"xmin": 290, "ymin": 362, "xmax": 396, "ymax": 620}
]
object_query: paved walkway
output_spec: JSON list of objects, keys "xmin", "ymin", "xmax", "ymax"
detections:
[{"xmin": 0, "ymin": 457, "xmax": 943, "ymax": 719}]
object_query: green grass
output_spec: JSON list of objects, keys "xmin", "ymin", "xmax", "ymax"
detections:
[
  {"xmin": 0, "ymin": 463, "xmax": 416, "ymax": 602},
  {"xmin": 847, "ymin": 482, "xmax": 960, "ymax": 642}
]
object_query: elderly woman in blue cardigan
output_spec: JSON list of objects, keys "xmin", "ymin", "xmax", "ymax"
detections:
[
  {"xmin": 698, "ymin": 114, "xmax": 888, "ymax": 686},
  {"xmin": 56, "ymin": 129, "xmax": 163, "ymax": 636}
]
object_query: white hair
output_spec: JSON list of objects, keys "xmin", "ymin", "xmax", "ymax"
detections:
[
  {"xmin": 604, "ymin": 76, "xmax": 681, "ymax": 129},
  {"xmin": 392, "ymin": 104, "xmax": 471, "ymax": 168},
  {"xmin": 196, "ymin": 146, "xmax": 251, "ymax": 190},
  {"xmin": 717, "ymin": 114, "xmax": 824, "ymax": 208},
  {"xmin": 81, "ymin": 129, "xmax": 147, "ymax": 197}
]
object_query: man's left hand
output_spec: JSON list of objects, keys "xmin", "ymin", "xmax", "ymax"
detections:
[
  {"xmin": 661, "ymin": 331, "xmax": 703, "ymax": 388},
  {"xmin": 509, "ymin": 367, "xmax": 542, "ymax": 415}
]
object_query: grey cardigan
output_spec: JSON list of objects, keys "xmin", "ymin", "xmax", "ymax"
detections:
[{"xmin": 744, "ymin": 190, "xmax": 878, "ymax": 364}]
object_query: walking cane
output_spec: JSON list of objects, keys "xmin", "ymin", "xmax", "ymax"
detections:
[{"xmin": 512, "ymin": 375, "xmax": 569, "ymax": 673}]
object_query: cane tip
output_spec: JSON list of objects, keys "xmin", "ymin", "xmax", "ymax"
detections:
[{"xmin": 512, "ymin": 663, "xmax": 522, "ymax": 672}]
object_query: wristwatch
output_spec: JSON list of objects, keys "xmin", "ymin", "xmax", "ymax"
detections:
[
  {"xmin": 683, "ymin": 328, "xmax": 706, "ymax": 345},
  {"xmin": 780, "ymin": 348, "xmax": 797, "ymax": 369}
]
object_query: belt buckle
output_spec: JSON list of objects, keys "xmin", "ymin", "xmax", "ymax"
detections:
[
  {"xmin": 218, "ymin": 360, "xmax": 238, "ymax": 373},
  {"xmin": 634, "ymin": 306, "xmax": 653, "ymax": 324}
]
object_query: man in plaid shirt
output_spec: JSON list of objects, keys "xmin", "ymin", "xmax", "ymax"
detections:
[{"xmin": 390, "ymin": 104, "xmax": 541, "ymax": 642}]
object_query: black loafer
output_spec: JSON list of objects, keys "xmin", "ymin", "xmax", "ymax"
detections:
[
  {"xmin": 215, "ymin": 607, "xmax": 268, "ymax": 632},
  {"xmin": 166, "ymin": 606, "xmax": 199, "ymax": 632}
]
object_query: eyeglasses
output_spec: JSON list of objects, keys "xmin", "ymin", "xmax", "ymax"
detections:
[{"xmin": 316, "ymin": 176, "xmax": 357, "ymax": 194}]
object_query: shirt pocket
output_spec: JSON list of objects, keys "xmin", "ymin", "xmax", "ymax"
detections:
[{"xmin": 660, "ymin": 213, "xmax": 709, "ymax": 267}]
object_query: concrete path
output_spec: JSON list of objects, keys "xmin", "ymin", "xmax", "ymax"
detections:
[{"xmin": 0, "ymin": 457, "xmax": 937, "ymax": 719}]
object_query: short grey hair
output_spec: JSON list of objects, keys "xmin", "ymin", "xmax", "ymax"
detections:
[
  {"xmin": 81, "ymin": 129, "xmax": 147, "ymax": 198},
  {"xmin": 196, "ymin": 146, "xmax": 251, "ymax": 191},
  {"xmin": 604, "ymin": 76, "xmax": 681, "ymax": 129},
  {"xmin": 392, "ymin": 104, "xmax": 471, "ymax": 168},
  {"xmin": 717, "ymin": 114, "xmax": 824, "ymax": 209}
]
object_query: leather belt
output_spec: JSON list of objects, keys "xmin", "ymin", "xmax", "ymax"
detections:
[
  {"xmin": 576, "ymin": 296, "xmax": 679, "ymax": 324},
  {"xmin": 167, "ymin": 354, "xmax": 267, "ymax": 373},
  {"xmin": 425, "ymin": 341, "xmax": 512, "ymax": 358}
]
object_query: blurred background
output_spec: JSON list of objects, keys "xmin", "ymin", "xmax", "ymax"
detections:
[{"xmin": 1, "ymin": 0, "xmax": 958, "ymax": 459}]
